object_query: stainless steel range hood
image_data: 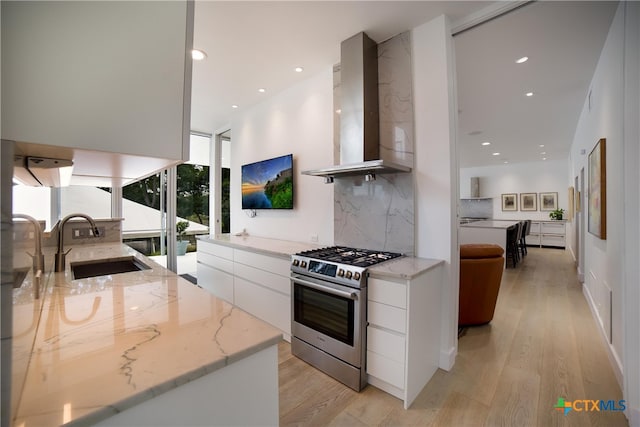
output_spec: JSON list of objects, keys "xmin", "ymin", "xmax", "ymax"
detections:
[{"xmin": 302, "ymin": 32, "xmax": 411, "ymax": 181}]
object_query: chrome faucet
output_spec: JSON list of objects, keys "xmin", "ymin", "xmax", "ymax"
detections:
[
  {"xmin": 13, "ymin": 213, "xmax": 45, "ymax": 298},
  {"xmin": 12, "ymin": 214, "xmax": 44, "ymax": 272},
  {"xmin": 55, "ymin": 213, "xmax": 101, "ymax": 272}
]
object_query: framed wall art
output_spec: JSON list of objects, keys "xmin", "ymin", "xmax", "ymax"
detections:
[
  {"xmin": 501, "ymin": 193, "xmax": 517, "ymax": 211},
  {"xmin": 567, "ymin": 186, "xmax": 574, "ymax": 222},
  {"xmin": 520, "ymin": 193, "xmax": 537, "ymax": 211},
  {"xmin": 540, "ymin": 192, "xmax": 558, "ymax": 211},
  {"xmin": 588, "ymin": 138, "xmax": 606, "ymax": 239}
]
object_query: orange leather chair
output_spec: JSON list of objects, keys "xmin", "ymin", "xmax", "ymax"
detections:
[{"xmin": 459, "ymin": 244, "xmax": 504, "ymax": 326}]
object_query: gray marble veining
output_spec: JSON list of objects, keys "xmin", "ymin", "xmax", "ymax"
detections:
[
  {"xmin": 378, "ymin": 31, "xmax": 414, "ymax": 167},
  {"xmin": 333, "ymin": 32, "xmax": 415, "ymax": 255},
  {"xmin": 460, "ymin": 198, "xmax": 493, "ymax": 218},
  {"xmin": 334, "ymin": 173, "xmax": 414, "ymax": 255}
]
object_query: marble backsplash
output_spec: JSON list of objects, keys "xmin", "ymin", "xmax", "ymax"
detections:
[
  {"xmin": 459, "ymin": 198, "xmax": 493, "ymax": 219},
  {"xmin": 334, "ymin": 32, "xmax": 415, "ymax": 255}
]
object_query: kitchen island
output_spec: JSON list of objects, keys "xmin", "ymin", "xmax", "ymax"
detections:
[
  {"xmin": 11, "ymin": 243, "xmax": 281, "ymax": 427},
  {"xmin": 459, "ymin": 220, "xmax": 520, "ymax": 265}
]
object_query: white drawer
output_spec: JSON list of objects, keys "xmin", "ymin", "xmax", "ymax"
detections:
[
  {"xmin": 234, "ymin": 249, "xmax": 290, "ymax": 276},
  {"xmin": 235, "ymin": 277, "xmax": 290, "ymax": 335},
  {"xmin": 541, "ymin": 222, "xmax": 565, "ymax": 234},
  {"xmin": 368, "ymin": 301, "xmax": 406, "ymax": 334},
  {"xmin": 541, "ymin": 234, "xmax": 565, "ymax": 247},
  {"xmin": 234, "ymin": 262, "xmax": 290, "ymax": 295},
  {"xmin": 368, "ymin": 277, "xmax": 407, "ymax": 309},
  {"xmin": 366, "ymin": 350, "xmax": 405, "ymax": 390},
  {"xmin": 197, "ymin": 240, "xmax": 233, "ymax": 261},
  {"xmin": 197, "ymin": 252, "xmax": 234, "ymax": 274},
  {"xmin": 529, "ymin": 222, "xmax": 541, "ymax": 233},
  {"xmin": 196, "ymin": 263, "xmax": 234, "ymax": 303},
  {"xmin": 367, "ymin": 326, "xmax": 405, "ymax": 363},
  {"xmin": 526, "ymin": 233, "xmax": 541, "ymax": 245}
]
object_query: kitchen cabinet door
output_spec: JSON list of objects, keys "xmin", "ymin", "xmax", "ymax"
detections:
[{"xmin": 3, "ymin": 2, "xmax": 193, "ymax": 184}]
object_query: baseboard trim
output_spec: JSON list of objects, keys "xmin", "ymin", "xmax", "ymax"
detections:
[
  {"xmin": 582, "ymin": 284, "xmax": 624, "ymax": 387},
  {"xmin": 439, "ymin": 346, "xmax": 456, "ymax": 371}
]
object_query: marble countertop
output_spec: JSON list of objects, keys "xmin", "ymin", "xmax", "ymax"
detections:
[
  {"xmin": 198, "ymin": 234, "xmax": 322, "ymax": 259},
  {"xmin": 12, "ymin": 243, "xmax": 281, "ymax": 427},
  {"xmin": 199, "ymin": 235, "xmax": 444, "ymax": 280},
  {"xmin": 368, "ymin": 257, "xmax": 444, "ymax": 280},
  {"xmin": 460, "ymin": 220, "xmax": 520, "ymax": 229}
]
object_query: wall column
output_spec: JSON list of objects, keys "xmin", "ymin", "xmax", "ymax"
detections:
[{"xmin": 412, "ymin": 15, "xmax": 460, "ymax": 370}]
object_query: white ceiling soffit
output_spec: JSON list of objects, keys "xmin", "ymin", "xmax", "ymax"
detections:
[{"xmin": 455, "ymin": 1, "xmax": 618, "ymax": 168}]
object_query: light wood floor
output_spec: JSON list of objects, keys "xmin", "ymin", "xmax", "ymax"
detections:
[{"xmin": 278, "ymin": 248, "xmax": 628, "ymax": 426}]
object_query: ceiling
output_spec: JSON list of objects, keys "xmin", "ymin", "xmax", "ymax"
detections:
[{"xmin": 190, "ymin": 1, "xmax": 618, "ymax": 168}]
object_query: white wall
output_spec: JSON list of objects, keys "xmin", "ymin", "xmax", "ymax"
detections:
[
  {"xmin": 230, "ymin": 69, "xmax": 334, "ymax": 244},
  {"xmin": 569, "ymin": 0, "xmax": 627, "ymax": 390},
  {"xmin": 412, "ymin": 15, "xmax": 459, "ymax": 370},
  {"xmin": 460, "ymin": 160, "xmax": 569, "ymax": 221},
  {"xmin": 622, "ymin": 3, "xmax": 640, "ymax": 425}
]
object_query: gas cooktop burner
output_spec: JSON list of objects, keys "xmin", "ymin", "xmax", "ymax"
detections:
[{"xmin": 298, "ymin": 246, "xmax": 403, "ymax": 267}]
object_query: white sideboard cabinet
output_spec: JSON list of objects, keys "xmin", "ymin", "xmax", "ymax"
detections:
[{"xmin": 527, "ymin": 220, "xmax": 566, "ymax": 248}]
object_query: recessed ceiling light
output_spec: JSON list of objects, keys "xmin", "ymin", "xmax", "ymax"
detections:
[
  {"xmin": 335, "ymin": 109, "xmax": 342, "ymax": 114},
  {"xmin": 543, "ymin": 157, "xmax": 547, "ymax": 160},
  {"xmin": 258, "ymin": 88, "xmax": 266, "ymax": 93},
  {"xmin": 541, "ymin": 151, "xmax": 546, "ymax": 155},
  {"xmin": 539, "ymin": 144, "xmax": 545, "ymax": 147},
  {"xmin": 492, "ymin": 152, "xmax": 500, "ymax": 156},
  {"xmin": 516, "ymin": 56, "xmax": 529, "ymax": 64},
  {"xmin": 191, "ymin": 49, "xmax": 207, "ymax": 61},
  {"xmin": 526, "ymin": 92, "xmax": 534, "ymax": 97},
  {"xmin": 231, "ymin": 105, "xmax": 238, "ymax": 109},
  {"xmin": 481, "ymin": 142, "xmax": 491, "ymax": 146},
  {"xmin": 504, "ymin": 161, "xmax": 509, "ymax": 164},
  {"xmin": 294, "ymin": 66, "xmax": 304, "ymax": 73}
]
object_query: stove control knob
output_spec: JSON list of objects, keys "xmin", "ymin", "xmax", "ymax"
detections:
[
  {"xmin": 354, "ymin": 272, "xmax": 361, "ymax": 281},
  {"xmin": 338, "ymin": 269, "xmax": 345, "ymax": 277},
  {"xmin": 292, "ymin": 259, "xmax": 300, "ymax": 267},
  {"xmin": 300, "ymin": 261, "xmax": 307, "ymax": 269},
  {"xmin": 345, "ymin": 271, "xmax": 353, "ymax": 280}
]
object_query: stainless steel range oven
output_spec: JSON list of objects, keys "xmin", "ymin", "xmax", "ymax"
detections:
[{"xmin": 291, "ymin": 246, "xmax": 402, "ymax": 391}]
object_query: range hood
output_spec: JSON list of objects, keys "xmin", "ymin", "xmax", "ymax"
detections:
[{"xmin": 302, "ymin": 32, "xmax": 411, "ymax": 181}]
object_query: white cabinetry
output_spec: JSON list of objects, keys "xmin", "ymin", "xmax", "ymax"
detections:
[
  {"xmin": 366, "ymin": 266, "xmax": 442, "ymax": 409},
  {"xmin": 233, "ymin": 251, "xmax": 291, "ymax": 338},
  {"xmin": 197, "ymin": 240, "xmax": 292, "ymax": 339},
  {"xmin": 3, "ymin": 1, "xmax": 193, "ymax": 186},
  {"xmin": 197, "ymin": 241, "xmax": 234, "ymax": 303},
  {"xmin": 527, "ymin": 221, "xmax": 566, "ymax": 248}
]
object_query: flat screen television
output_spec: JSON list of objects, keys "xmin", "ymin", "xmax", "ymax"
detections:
[{"xmin": 241, "ymin": 154, "xmax": 294, "ymax": 209}]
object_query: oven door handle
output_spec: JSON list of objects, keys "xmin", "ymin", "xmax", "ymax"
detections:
[{"xmin": 292, "ymin": 277, "xmax": 358, "ymax": 300}]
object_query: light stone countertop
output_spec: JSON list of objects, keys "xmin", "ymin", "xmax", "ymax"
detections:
[
  {"xmin": 459, "ymin": 220, "xmax": 520, "ymax": 229},
  {"xmin": 199, "ymin": 235, "xmax": 444, "ymax": 280},
  {"xmin": 368, "ymin": 257, "xmax": 445, "ymax": 280},
  {"xmin": 198, "ymin": 234, "xmax": 323, "ymax": 259},
  {"xmin": 12, "ymin": 243, "xmax": 281, "ymax": 427}
]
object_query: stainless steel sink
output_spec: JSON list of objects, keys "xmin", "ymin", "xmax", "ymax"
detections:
[
  {"xmin": 71, "ymin": 256, "xmax": 150, "ymax": 280},
  {"xmin": 13, "ymin": 267, "xmax": 30, "ymax": 288}
]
